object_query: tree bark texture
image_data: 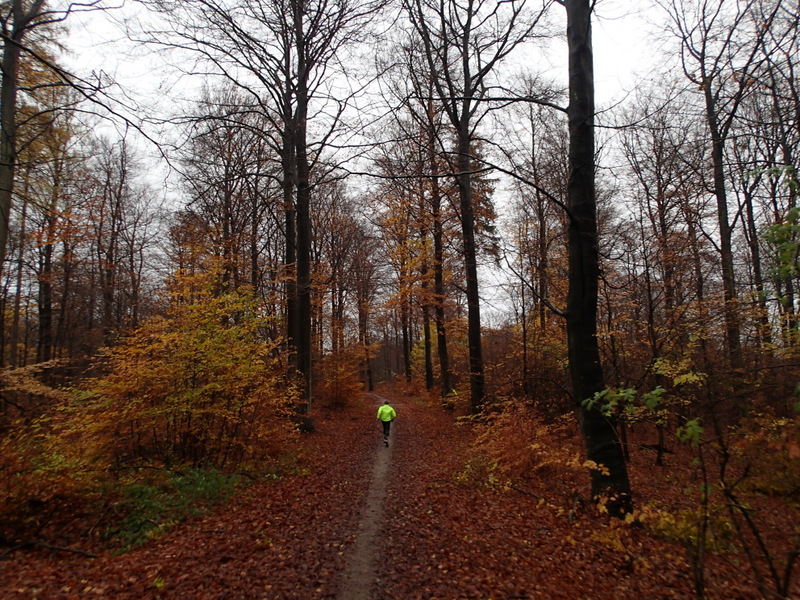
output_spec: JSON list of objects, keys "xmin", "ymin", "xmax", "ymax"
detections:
[
  {"xmin": 293, "ymin": 0, "xmax": 312, "ymax": 406},
  {"xmin": 704, "ymin": 97, "xmax": 743, "ymax": 370},
  {"xmin": 565, "ymin": 0, "xmax": 632, "ymax": 515},
  {"xmin": 427, "ymin": 110, "xmax": 452, "ymax": 398},
  {"xmin": 457, "ymin": 134, "xmax": 486, "ymax": 411}
]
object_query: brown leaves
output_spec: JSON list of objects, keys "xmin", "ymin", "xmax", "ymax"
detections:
[{"xmin": 2, "ymin": 396, "xmax": 799, "ymax": 599}]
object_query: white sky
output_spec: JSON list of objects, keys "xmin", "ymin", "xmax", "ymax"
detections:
[
  {"xmin": 61, "ymin": 1, "xmax": 667, "ymax": 200},
  {"xmin": 593, "ymin": 4, "xmax": 665, "ymax": 103},
  {"xmin": 64, "ymin": 1, "xmax": 665, "ymax": 110}
]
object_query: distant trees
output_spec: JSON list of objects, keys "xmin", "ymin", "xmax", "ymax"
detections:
[
  {"xmin": 500, "ymin": 87, "xmax": 569, "ymax": 400},
  {"xmin": 615, "ymin": 87, "xmax": 711, "ymax": 377},
  {"xmin": 658, "ymin": 0, "xmax": 785, "ymax": 371},
  {"xmin": 1, "ymin": 119, "xmax": 162, "ymax": 366},
  {"xmin": 0, "ymin": 33, "xmax": 163, "ymax": 366},
  {"xmin": 0, "ymin": 0, "xmax": 111, "ymax": 271},
  {"xmin": 177, "ymin": 88, "xmax": 278, "ymax": 295},
  {"xmin": 0, "ymin": 0, "xmax": 50, "ymax": 269},
  {"xmin": 374, "ymin": 33, "xmax": 464, "ymax": 399}
]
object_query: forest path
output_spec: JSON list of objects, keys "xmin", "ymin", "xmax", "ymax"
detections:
[
  {"xmin": 1, "ymin": 392, "xmax": 708, "ymax": 599},
  {"xmin": 335, "ymin": 393, "xmax": 399, "ymax": 600}
]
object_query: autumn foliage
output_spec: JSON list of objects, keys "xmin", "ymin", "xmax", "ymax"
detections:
[
  {"xmin": 0, "ymin": 272, "xmax": 299, "ymax": 545},
  {"xmin": 316, "ymin": 347, "xmax": 364, "ymax": 409},
  {"xmin": 87, "ymin": 275, "xmax": 297, "ymax": 470}
]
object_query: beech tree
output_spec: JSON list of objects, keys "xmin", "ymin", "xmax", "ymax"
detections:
[
  {"xmin": 376, "ymin": 35, "xmax": 462, "ymax": 398},
  {"xmin": 135, "ymin": 0, "xmax": 383, "ymax": 407},
  {"xmin": 617, "ymin": 87, "xmax": 712, "ymax": 370},
  {"xmin": 500, "ymin": 83, "xmax": 569, "ymax": 399},
  {"xmin": 374, "ymin": 149, "xmax": 424, "ymax": 385},
  {"xmin": 0, "ymin": 0, "xmax": 110, "ymax": 271},
  {"xmin": 0, "ymin": 0, "xmax": 48, "ymax": 270},
  {"xmin": 750, "ymin": 1, "xmax": 800, "ymax": 347},
  {"xmin": 562, "ymin": 0, "xmax": 632, "ymax": 515},
  {"xmin": 178, "ymin": 87, "xmax": 278, "ymax": 294}
]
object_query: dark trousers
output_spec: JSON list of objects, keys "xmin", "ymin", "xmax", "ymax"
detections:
[{"xmin": 382, "ymin": 420, "xmax": 391, "ymax": 438}]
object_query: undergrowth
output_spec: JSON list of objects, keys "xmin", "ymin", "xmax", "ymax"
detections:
[
  {"xmin": 109, "ymin": 467, "xmax": 241, "ymax": 552},
  {"xmin": 457, "ymin": 398, "xmax": 584, "ymax": 492}
]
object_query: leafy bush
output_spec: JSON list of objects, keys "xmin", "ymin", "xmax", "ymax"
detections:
[
  {"xmin": 0, "ymin": 273, "xmax": 300, "ymax": 545},
  {"xmin": 0, "ymin": 394, "xmax": 106, "ymax": 540},
  {"xmin": 87, "ymin": 278, "xmax": 298, "ymax": 470},
  {"xmin": 733, "ymin": 412, "xmax": 800, "ymax": 499},
  {"xmin": 460, "ymin": 399, "xmax": 581, "ymax": 488}
]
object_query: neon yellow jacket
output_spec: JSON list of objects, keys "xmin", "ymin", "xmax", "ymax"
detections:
[{"xmin": 377, "ymin": 404, "xmax": 396, "ymax": 422}]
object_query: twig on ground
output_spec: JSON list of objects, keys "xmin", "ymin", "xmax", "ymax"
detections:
[{"xmin": 0, "ymin": 540, "xmax": 98, "ymax": 560}]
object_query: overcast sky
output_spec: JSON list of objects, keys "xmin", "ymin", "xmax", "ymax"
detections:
[{"xmin": 65, "ymin": 1, "xmax": 665, "ymax": 110}]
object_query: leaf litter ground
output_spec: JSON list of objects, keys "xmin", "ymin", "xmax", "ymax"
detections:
[{"xmin": 1, "ymin": 393, "xmax": 798, "ymax": 599}]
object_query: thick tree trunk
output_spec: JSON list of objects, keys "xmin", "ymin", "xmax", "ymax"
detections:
[
  {"xmin": 294, "ymin": 0, "xmax": 312, "ymax": 407},
  {"xmin": 423, "ymin": 307, "xmax": 433, "ymax": 390},
  {"xmin": 705, "ymin": 100, "xmax": 743, "ymax": 370},
  {"xmin": 9, "ymin": 186, "xmax": 27, "ymax": 367},
  {"xmin": 742, "ymin": 184, "xmax": 771, "ymax": 350},
  {"xmin": 428, "ymin": 118, "xmax": 452, "ymax": 398},
  {"xmin": 37, "ymin": 199, "xmax": 57, "ymax": 363},
  {"xmin": 0, "ymin": 27, "xmax": 21, "ymax": 272},
  {"xmin": 357, "ymin": 291, "xmax": 373, "ymax": 391},
  {"xmin": 565, "ymin": 0, "xmax": 631, "ymax": 516},
  {"xmin": 282, "ymin": 134, "xmax": 298, "ymax": 365},
  {"xmin": 419, "ymin": 185, "xmax": 434, "ymax": 390},
  {"xmin": 56, "ymin": 237, "xmax": 74, "ymax": 357},
  {"xmin": 401, "ymin": 294, "xmax": 411, "ymax": 383},
  {"xmin": 456, "ymin": 132, "xmax": 485, "ymax": 412}
]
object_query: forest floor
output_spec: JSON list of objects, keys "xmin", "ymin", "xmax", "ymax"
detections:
[{"xmin": 1, "ymin": 391, "xmax": 798, "ymax": 599}]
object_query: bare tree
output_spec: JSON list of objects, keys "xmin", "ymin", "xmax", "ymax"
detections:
[
  {"xmin": 0, "ymin": 1, "xmax": 112, "ymax": 272},
  {"xmin": 403, "ymin": 0, "xmax": 550, "ymax": 411},
  {"xmin": 561, "ymin": 0, "xmax": 632, "ymax": 515},
  {"xmin": 134, "ymin": 0, "xmax": 384, "ymax": 406},
  {"xmin": 657, "ymin": 0, "xmax": 783, "ymax": 370}
]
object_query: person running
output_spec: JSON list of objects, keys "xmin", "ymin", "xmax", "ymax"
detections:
[{"xmin": 376, "ymin": 400, "xmax": 396, "ymax": 447}]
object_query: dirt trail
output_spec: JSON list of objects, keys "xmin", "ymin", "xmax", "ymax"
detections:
[
  {"xmin": 336, "ymin": 394, "xmax": 399, "ymax": 600},
  {"xmin": 0, "ymin": 398, "xmax": 385, "ymax": 599},
  {"xmin": 1, "ymin": 392, "xmax": 739, "ymax": 599}
]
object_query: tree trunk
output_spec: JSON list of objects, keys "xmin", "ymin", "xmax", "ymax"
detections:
[
  {"xmin": 456, "ymin": 131, "xmax": 486, "ymax": 412},
  {"xmin": 427, "ymin": 110, "xmax": 452, "ymax": 398},
  {"xmin": 37, "ymin": 193, "xmax": 57, "ymax": 363},
  {"xmin": 565, "ymin": 0, "xmax": 632, "ymax": 516},
  {"xmin": 423, "ymin": 306, "xmax": 433, "ymax": 389},
  {"xmin": 0, "ymin": 0, "xmax": 46, "ymax": 271},
  {"xmin": 282, "ymin": 130, "xmax": 298, "ymax": 366},
  {"xmin": 419, "ymin": 180, "xmax": 434, "ymax": 390},
  {"xmin": 0, "ymin": 17, "xmax": 21, "ymax": 272},
  {"xmin": 704, "ymin": 97, "xmax": 743, "ymax": 370},
  {"xmin": 401, "ymin": 291, "xmax": 412, "ymax": 383},
  {"xmin": 358, "ymin": 287, "xmax": 373, "ymax": 391},
  {"xmin": 9, "ymin": 183, "xmax": 27, "ymax": 367},
  {"xmin": 294, "ymin": 0, "xmax": 312, "ymax": 407}
]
